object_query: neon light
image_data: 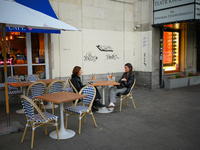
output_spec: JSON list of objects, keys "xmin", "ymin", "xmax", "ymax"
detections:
[{"xmin": 0, "ymin": 58, "xmax": 13, "ymax": 65}]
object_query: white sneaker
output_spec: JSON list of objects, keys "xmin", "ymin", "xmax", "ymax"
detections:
[
  {"xmin": 109, "ymin": 102, "xmax": 115, "ymax": 108},
  {"xmin": 108, "ymin": 107, "xmax": 114, "ymax": 111}
]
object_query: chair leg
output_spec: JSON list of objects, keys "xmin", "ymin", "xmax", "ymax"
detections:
[
  {"xmin": 55, "ymin": 120, "xmax": 59, "ymax": 140},
  {"xmin": 21, "ymin": 123, "xmax": 28, "ymax": 143},
  {"xmin": 84, "ymin": 115, "xmax": 86, "ymax": 124},
  {"xmin": 79, "ymin": 116, "xmax": 82, "ymax": 134},
  {"xmin": 31, "ymin": 124, "xmax": 35, "ymax": 149},
  {"xmin": 65, "ymin": 114, "xmax": 68, "ymax": 129},
  {"xmin": 131, "ymin": 97, "xmax": 136, "ymax": 108},
  {"xmin": 18, "ymin": 95, "xmax": 21, "ymax": 104},
  {"xmin": 44, "ymin": 124, "xmax": 47, "ymax": 135},
  {"xmin": 126, "ymin": 97, "xmax": 128, "ymax": 106},
  {"xmin": 120, "ymin": 97, "xmax": 122, "ymax": 112},
  {"xmin": 52, "ymin": 103, "xmax": 55, "ymax": 114},
  {"xmin": 91, "ymin": 113, "xmax": 97, "ymax": 127}
]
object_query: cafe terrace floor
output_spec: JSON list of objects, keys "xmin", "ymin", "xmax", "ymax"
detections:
[{"xmin": 0, "ymin": 85, "xmax": 200, "ymax": 150}]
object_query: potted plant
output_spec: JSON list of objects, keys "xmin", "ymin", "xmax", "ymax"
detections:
[
  {"xmin": 188, "ymin": 72, "xmax": 200, "ymax": 86},
  {"xmin": 164, "ymin": 73, "xmax": 189, "ymax": 89}
]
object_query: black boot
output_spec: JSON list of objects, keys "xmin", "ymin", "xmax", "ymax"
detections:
[
  {"xmin": 93, "ymin": 99, "xmax": 105, "ymax": 108},
  {"xmin": 92, "ymin": 106, "xmax": 98, "ymax": 112}
]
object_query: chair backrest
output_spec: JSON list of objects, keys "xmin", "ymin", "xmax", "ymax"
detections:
[
  {"xmin": 69, "ymin": 77, "xmax": 78, "ymax": 93},
  {"xmin": 26, "ymin": 74, "xmax": 39, "ymax": 81},
  {"xmin": 27, "ymin": 82, "xmax": 46, "ymax": 98},
  {"xmin": 63, "ymin": 76, "xmax": 70, "ymax": 88},
  {"xmin": 21, "ymin": 95, "xmax": 47, "ymax": 122},
  {"xmin": 79, "ymin": 85, "xmax": 96, "ymax": 108},
  {"xmin": 7, "ymin": 76, "xmax": 21, "ymax": 90},
  {"xmin": 46, "ymin": 80, "xmax": 63, "ymax": 94},
  {"xmin": 129, "ymin": 78, "xmax": 136, "ymax": 94}
]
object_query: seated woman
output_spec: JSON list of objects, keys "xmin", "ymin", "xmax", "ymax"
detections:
[
  {"xmin": 108, "ymin": 63, "xmax": 134, "ymax": 107},
  {"xmin": 71, "ymin": 66, "xmax": 104, "ymax": 111}
]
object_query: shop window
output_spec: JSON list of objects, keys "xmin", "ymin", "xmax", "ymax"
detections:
[
  {"xmin": 0, "ymin": 32, "xmax": 48, "ymax": 86},
  {"xmin": 163, "ymin": 31, "xmax": 180, "ymax": 73},
  {"xmin": 31, "ymin": 33, "xmax": 45, "ymax": 64},
  {"xmin": 0, "ymin": 32, "xmax": 27, "ymax": 83}
]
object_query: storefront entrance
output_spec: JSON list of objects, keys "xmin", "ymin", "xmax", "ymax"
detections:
[{"xmin": 163, "ymin": 31, "xmax": 180, "ymax": 73}]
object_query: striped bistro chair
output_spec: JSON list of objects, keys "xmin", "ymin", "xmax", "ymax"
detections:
[
  {"xmin": 62, "ymin": 76, "xmax": 73, "ymax": 92},
  {"xmin": 62, "ymin": 76, "xmax": 78, "ymax": 107},
  {"xmin": 65, "ymin": 85, "xmax": 97, "ymax": 134},
  {"xmin": 117, "ymin": 79, "xmax": 136, "ymax": 111},
  {"xmin": 26, "ymin": 74, "xmax": 39, "ymax": 81},
  {"xmin": 20, "ymin": 95, "xmax": 59, "ymax": 149},
  {"xmin": 46, "ymin": 80, "xmax": 63, "ymax": 114},
  {"xmin": 27, "ymin": 82, "xmax": 46, "ymax": 111},
  {"xmin": 7, "ymin": 76, "xmax": 23, "ymax": 103}
]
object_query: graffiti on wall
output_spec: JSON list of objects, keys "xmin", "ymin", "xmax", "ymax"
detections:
[
  {"xmin": 143, "ymin": 36, "xmax": 149, "ymax": 48},
  {"xmin": 106, "ymin": 54, "xmax": 119, "ymax": 60},
  {"xmin": 96, "ymin": 45, "xmax": 114, "ymax": 52},
  {"xmin": 144, "ymin": 53, "xmax": 147, "ymax": 66},
  {"xmin": 83, "ymin": 52, "xmax": 98, "ymax": 62}
]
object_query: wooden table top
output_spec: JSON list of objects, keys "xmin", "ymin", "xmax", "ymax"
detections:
[
  {"xmin": 35, "ymin": 91, "xmax": 87, "ymax": 104},
  {"xmin": 8, "ymin": 79, "xmax": 60, "ymax": 87},
  {"xmin": 89, "ymin": 81, "xmax": 120, "ymax": 87}
]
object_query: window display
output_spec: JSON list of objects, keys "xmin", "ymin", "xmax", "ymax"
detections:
[{"xmin": 163, "ymin": 31, "xmax": 179, "ymax": 72}]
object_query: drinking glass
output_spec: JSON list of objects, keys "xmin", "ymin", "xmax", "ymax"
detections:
[
  {"xmin": 93, "ymin": 75, "xmax": 96, "ymax": 83},
  {"xmin": 110, "ymin": 73, "xmax": 113, "ymax": 82}
]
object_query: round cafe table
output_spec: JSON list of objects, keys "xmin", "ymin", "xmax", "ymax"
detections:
[{"xmin": 89, "ymin": 81, "xmax": 120, "ymax": 113}]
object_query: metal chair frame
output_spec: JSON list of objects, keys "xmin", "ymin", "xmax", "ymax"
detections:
[
  {"xmin": 119, "ymin": 79, "xmax": 136, "ymax": 111},
  {"xmin": 27, "ymin": 81, "xmax": 46, "ymax": 111},
  {"xmin": 65, "ymin": 85, "xmax": 97, "ymax": 134},
  {"xmin": 20, "ymin": 95, "xmax": 59, "ymax": 149}
]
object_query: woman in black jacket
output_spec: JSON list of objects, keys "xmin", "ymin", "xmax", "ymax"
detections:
[
  {"xmin": 71, "ymin": 66, "xmax": 104, "ymax": 111},
  {"xmin": 108, "ymin": 63, "xmax": 134, "ymax": 108}
]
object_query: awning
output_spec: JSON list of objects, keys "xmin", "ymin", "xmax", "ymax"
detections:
[{"xmin": 6, "ymin": 0, "xmax": 60, "ymax": 34}]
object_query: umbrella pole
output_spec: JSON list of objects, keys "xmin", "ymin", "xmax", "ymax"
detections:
[{"xmin": 1, "ymin": 24, "xmax": 10, "ymax": 127}]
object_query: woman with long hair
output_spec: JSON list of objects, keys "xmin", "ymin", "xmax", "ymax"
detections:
[
  {"xmin": 108, "ymin": 63, "xmax": 135, "ymax": 108},
  {"xmin": 71, "ymin": 66, "xmax": 104, "ymax": 111}
]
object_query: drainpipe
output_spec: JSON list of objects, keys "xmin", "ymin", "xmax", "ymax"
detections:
[{"xmin": 159, "ymin": 27, "xmax": 164, "ymax": 88}]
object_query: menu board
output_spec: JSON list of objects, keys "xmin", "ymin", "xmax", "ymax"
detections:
[{"xmin": 163, "ymin": 32, "xmax": 172, "ymax": 64}]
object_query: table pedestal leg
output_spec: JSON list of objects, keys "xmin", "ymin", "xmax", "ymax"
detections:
[
  {"xmin": 96, "ymin": 86, "xmax": 113, "ymax": 113},
  {"xmin": 50, "ymin": 103, "xmax": 75, "ymax": 139},
  {"xmin": 44, "ymin": 102, "xmax": 58, "ymax": 109}
]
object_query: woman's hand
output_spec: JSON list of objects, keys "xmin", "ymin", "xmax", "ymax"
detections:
[{"xmin": 122, "ymin": 78, "xmax": 127, "ymax": 82}]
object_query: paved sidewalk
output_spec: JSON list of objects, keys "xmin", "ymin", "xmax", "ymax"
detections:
[{"xmin": 0, "ymin": 85, "xmax": 200, "ymax": 150}]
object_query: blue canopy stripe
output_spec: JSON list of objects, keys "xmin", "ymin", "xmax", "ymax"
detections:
[{"xmin": 7, "ymin": 0, "xmax": 60, "ymax": 34}]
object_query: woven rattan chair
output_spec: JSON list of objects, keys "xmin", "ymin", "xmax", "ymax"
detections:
[
  {"xmin": 65, "ymin": 85, "xmax": 97, "ymax": 134},
  {"xmin": 20, "ymin": 95, "xmax": 59, "ymax": 149},
  {"xmin": 26, "ymin": 74, "xmax": 39, "ymax": 81},
  {"xmin": 62, "ymin": 76, "xmax": 73, "ymax": 92},
  {"xmin": 118, "ymin": 79, "xmax": 136, "ymax": 111},
  {"xmin": 27, "ymin": 82, "xmax": 46, "ymax": 111},
  {"xmin": 7, "ymin": 76, "xmax": 23, "ymax": 103},
  {"xmin": 46, "ymin": 80, "xmax": 63, "ymax": 114}
]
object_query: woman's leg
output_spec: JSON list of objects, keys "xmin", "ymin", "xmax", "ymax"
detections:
[{"xmin": 109, "ymin": 87, "xmax": 127, "ymax": 103}]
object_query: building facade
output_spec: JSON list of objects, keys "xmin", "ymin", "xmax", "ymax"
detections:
[{"xmin": 1, "ymin": 0, "xmax": 199, "ymax": 103}]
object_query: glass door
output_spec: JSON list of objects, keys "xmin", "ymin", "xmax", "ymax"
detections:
[{"xmin": 163, "ymin": 31, "xmax": 180, "ymax": 73}]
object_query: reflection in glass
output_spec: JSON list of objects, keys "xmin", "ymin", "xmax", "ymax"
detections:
[
  {"xmin": 31, "ymin": 33, "xmax": 45, "ymax": 64},
  {"xmin": 0, "ymin": 32, "xmax": 27, "ymax": 65},
  {"xmin": 13, "ymin": 66, "xmax": 28, "ymax": 81},
  {"xmin": 33, "ymin": 65, "xmax": 45, "ymax": 79}
]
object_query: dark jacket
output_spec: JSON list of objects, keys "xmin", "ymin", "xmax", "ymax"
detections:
[
  {"xmin": 118, "ymin": 72, "xmax": 134, "ymax": 95},
  {"xmin": 71, "ymin": 74, "xmax": 85, "ymax": 92},
  {"xmin": 71, "ymin": 74, "xmax": 101, "ymax": 100}
]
